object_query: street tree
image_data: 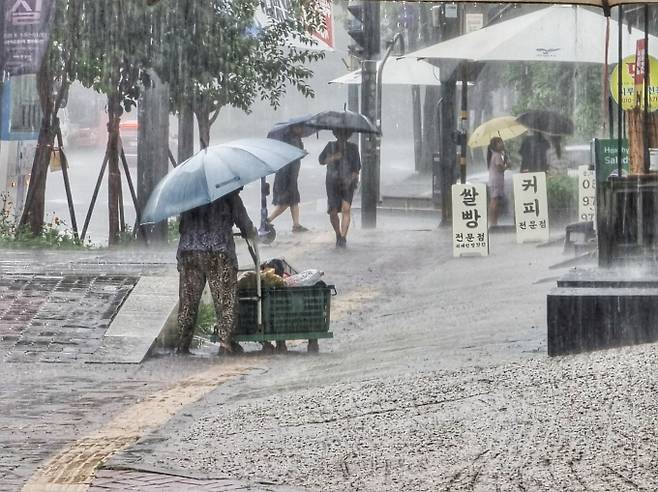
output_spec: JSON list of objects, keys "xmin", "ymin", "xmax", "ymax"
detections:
[
  {"xmin": 157, "ymin": 0, "xmax": 326, "ymax": 150},
  {"xmin": 18, "ymin": 0, "xmax": 82, "ymax": 236},
  {"xmin": 75, "ymin": 0, "xmax": 155, "ymax": 244}
]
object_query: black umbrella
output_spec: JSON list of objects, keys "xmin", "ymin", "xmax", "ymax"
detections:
[
  {"xmin": 306, "ymin": 110, "xmax": 380, "ymax": 135},
  {"xmin": 516, "ymin": 110, "xmax": 574, "ymax": 136},
  {"xmin": 267, "ymin": 115, "xmax": 316, "ymax": 140}
]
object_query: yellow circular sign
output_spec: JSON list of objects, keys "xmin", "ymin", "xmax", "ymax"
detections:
[{"xmin": 610, "ymin": 55, "xmax": 658, "ymax": 111}]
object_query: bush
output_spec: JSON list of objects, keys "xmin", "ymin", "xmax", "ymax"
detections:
[
  {"xmin": 546, "ymin": 175, "xmax": 578, "ymax": 221},
  {"xmin": 0, "ymin": 193, "xmax": 89, "ymax": 249}
]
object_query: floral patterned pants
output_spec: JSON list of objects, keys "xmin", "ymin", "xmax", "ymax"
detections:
[{"xmin": 177, "ymin": 251, "xmax": 237, "ymax": 351}]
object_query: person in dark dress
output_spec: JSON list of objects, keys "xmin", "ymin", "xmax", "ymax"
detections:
[
  {"xmin": 519, "ymin": 132, "xmax": 550, "ymax": 173},
  {"xmin": 267, "ymin": 125, "xmax": 308, "ymax": 232},
  {"xmin": 176, "ymin": 189, "xmax": 255, "ymax": 355},
  {"xmin": 319, "ymin": 129, "xmax": 361, "ymax": 248}
]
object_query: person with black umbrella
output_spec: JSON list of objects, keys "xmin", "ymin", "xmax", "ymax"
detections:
[
  {"xmin": 519, "ymin": 131, "xmax": 550, "ymax": 173},
  {"xmin": 267, "ymin": 125, "xmax": 309, "ymax": 232},
  {"xmin": 319, "ymin": 129, "xmax": 361, "ymax": 248}
]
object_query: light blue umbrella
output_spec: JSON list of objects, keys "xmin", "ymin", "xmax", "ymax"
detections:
[{"xmin": 141, "ymin": 138, "xmax": 307, "ymax": 224}]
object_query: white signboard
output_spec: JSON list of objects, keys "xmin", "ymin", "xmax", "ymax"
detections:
[
  {"xmin": 452, "ymin": 183, "xmax": 489, "ymax": 257},
  {"xmin": 513, "ymin": 172, "xmax": 550, "ymax": 243},
  {"xmin": 465, "ymin": 13, "xmax": 484, "ymax": 34},
  {"xmin": 578, "ymin": 165, "xmax": 596, "ymax": 224}
]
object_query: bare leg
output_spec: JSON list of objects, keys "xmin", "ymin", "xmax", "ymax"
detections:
[
  {"xmin": 340, "ymin": 201, "xmax": 351, "ymax": 238},
  {"xmin": 329, "ymin": 210, "xmax": 340, "ymax": 236},
  {"xmin": 267, "ymin": 204, "xmax": 288, "ymax": 223},
  {"xmin": 489, "ymin": 198, "xmax": 498, "ymax": 226},
  {"xmin": 290, "ymin": 204, "xmax": 300, "ymax": 227}
]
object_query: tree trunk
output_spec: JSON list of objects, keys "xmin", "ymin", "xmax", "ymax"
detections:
[
  {"xmin": 18, "ymin": 59, "xmax": 62, "ymax": 235},
  {"xmin": 195, "ymin": 109, "xmax": 211, "ymax": 150},
  {"xmin": 177, "ymin": 102, "xmax": 195, "ymax": 163},
  {"xmin": 106, "ymin": 94, "xmax": 123, "ymax": 245},
  {"xmin": 626, "ymin": 109, "xmax": 658, "ymax": 175},
  {"xmin": 138, "ymin": 72, "xmax": 170, "ymax": 242},
  {"xmin": 19, "ymin": 119, "xmax": 56, "ymax": 235},
  {"xmin": 420, "ymin": 85, "xmax": 441, "ymax": 174},
  {"xmin": 412, "ymin": 85, "xmax": 422, "ymax": 172}
]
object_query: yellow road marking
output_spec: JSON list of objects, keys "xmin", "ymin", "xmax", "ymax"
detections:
[{"xmin": 22, "ymin": 362, "xmax": 256, "ymax": 492}]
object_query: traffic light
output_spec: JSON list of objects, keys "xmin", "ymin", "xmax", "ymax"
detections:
[{"xmin": 346, "ymin": 0, "xmax": 380, "ymax": 59}]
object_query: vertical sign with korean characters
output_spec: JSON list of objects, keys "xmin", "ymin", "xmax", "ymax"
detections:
[
  {"xmin": 452, "ymin": 183, "xmax": 489, "ymax": 257},
  {"xmin": 578, "ymin": 165, "xmax": 596, "ymax": 224},
  {"xmin": 513, "ymin": 172, "xmax": 550, "ymax": 243}
]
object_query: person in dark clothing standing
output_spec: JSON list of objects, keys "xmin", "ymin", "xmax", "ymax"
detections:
[
  {"xmin": 519, "ymin": 132, "xmax": 550, "ymax": 173},
  {"xmin": 267, "ymin": 125, "xmax": 308, "ymax": 233},
  {"xmin": 319, "ymin": 129, "xmax": 361, "ymax": 248},
  {"xmin": 176, "ymin": 189, "xmax": 255, "ymax": 355}
]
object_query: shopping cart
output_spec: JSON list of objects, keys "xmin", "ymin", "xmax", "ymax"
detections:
[{"xmin": 233, "ymin": 235, "xmax": 335, "ymax": 352}]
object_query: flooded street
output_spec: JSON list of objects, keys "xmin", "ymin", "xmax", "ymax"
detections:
[{"xmin": 3, "ymin": 0, "xmax": 658, "ymax": 490}]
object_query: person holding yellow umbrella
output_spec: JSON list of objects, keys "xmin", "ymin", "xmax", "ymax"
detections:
[
  {"xmin": 469, "ymin": 117, "xmax": 524, "ymax": 226},
  {"xmin": 467, "ymin": 116, "xmax": 528, "ymax": 148}
]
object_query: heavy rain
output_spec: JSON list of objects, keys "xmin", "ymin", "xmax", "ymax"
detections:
[{"xmin": 1, "ymin": 0, "xmax": 658, "ymax": 490}]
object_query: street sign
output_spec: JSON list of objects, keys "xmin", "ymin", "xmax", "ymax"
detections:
[
  {"xmin": 452, "ymin": 183, "xmax": 489, "ymax": 257},
  {"xmin": 592, "ymin": 138, "xmax": 629, "ymax": 183},
  {"xmin": 513, "ymin": 172, "xmax": 549, "ymax": 243},
  {"xmin": 578, "ymin": 165, "xmax": 596, "ymax": 225},
  {"xmin": 609, "ymin": 55, "xmax": 658, "ymax": 111}
]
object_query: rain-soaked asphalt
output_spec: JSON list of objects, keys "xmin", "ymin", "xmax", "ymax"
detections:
[{"xmin": 3, "ymin": 213, "xmax": 658, "ymax": 491}]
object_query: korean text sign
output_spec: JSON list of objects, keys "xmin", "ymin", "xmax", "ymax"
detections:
[
  {"xmin": 513, "ymin": 172, "xmax": 549, "ymax": 243},
  {"xmin": 578, "ymin": 165, "xmax": 596, "ymax": 224},
  {"xmin": 452, "ymin": 183, "xmax": 488, "ymax": 257}
]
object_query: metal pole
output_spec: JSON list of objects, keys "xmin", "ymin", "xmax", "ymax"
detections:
[
  {"xmin": 617, "ymin": 5, "xmax": 623, "ymax": 178},
  {"xmin": 56, "ymin": 126, "xmax": 78, "ymax": 240},
  {"xmin": 80, "ymin": 151, "xmax": 109, "ymax": 241},
  {"xmin": 373, "ymin": 33, "xmax": 403, "ymax": 216},
  {"xmin": 361, "ymin": 59, "xmax": 378, "ymax": 229},
  {"xmin": 168, "ymin": 148, "xmax": 177, "ymax": 168},
  {"xmin": 643, "ymin": 3, "xmax": 650, "ymax": 172},
  {"xmin": 119, "ymin": 141, "xmax": 142, "ymax": 228},
  {"xmin": 459, "ymin": 64, "xmax": 468, "ymax": 184}
]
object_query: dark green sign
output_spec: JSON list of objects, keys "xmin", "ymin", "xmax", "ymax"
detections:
[{"xmin": 593, "ymin": 138, "xmax": 629, "ymax": 183}]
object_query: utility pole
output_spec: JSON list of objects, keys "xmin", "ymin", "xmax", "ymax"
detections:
[
  {"xmin": 137, "ymin": 72, "xmax": 170, "ymax": 242},
  {"xmin": 346, "ymin": 0, "xmax": 380, "ymax": 228},
  {"xmin": 432, "ymin": 4, "xmax": 461, "ymax": 226}
]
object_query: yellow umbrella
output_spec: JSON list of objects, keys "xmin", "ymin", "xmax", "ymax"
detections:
[{"xmin": 468, "ymin": 116, "xmax": 528, "ymax": 148}]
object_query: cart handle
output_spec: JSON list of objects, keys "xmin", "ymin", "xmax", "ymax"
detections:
[{"xmin": 233, "ymin": 232, "xmax": 259, "ymax": 267}]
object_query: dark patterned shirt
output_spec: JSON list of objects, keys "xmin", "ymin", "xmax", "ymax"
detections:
[
  {"xmin": 319, "ymin": 140, "xmax": 361, "ymax": 184},
  {"xmin": 177, "ymin": 191, "xmax": 254, "ymax": 267}
]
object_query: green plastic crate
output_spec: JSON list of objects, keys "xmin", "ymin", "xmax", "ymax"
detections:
[{"xmin": 237, "ymin": 285, "xmax": 335, "ymax": 336}]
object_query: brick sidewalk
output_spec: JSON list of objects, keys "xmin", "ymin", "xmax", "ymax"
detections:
[{"xmin": 0, "ymin": 273, "xmax": 138, "ymax": 363}]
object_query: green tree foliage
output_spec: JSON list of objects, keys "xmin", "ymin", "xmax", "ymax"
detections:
[
  {"xmin": 18, "ymin": 0, "xmax": 325, "ymax": 242},
  {"xmin": 157, "ymin": 0, "xmax": 326, "ymax": 148},
  {"xmin": 502, "ymin": 63, "xmax": 603, "ymax": 140}
]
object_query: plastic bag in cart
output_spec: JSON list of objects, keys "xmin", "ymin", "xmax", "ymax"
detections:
[{"xmin": 284, "ymin": 269, "xmax": 324, "ymax": 287}]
